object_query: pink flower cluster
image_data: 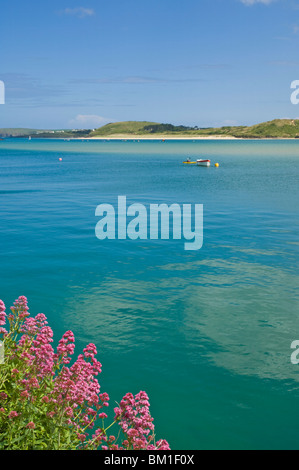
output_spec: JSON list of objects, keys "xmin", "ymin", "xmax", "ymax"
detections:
[
  {"xmin": 19, "ymin": 313, "xmax": 55, "ymax": 379},
  {"xmin": 0, "ymin": 300, "xmax": 7, "ymax": 335},
  {"xmin": 52, "ymin": 342, "xmax": 105, "ymax": 428},
  {"xmin": 10, "ymin": 295, "xmax": 30, "ymax": 320},
  {"xmin": 0, "ymin": 300, "xmax": 5, "ymax": 324},
  {"xmin": 114, "ymin": 391, "xmax": 170, "ymax": 450},
  {"xmin": 54, "ymin": 330, "xmax": 75, "ymax": 364},
  {"xmin": 0, "ymin": 296, "xmax": 170, "ymax": 450}
]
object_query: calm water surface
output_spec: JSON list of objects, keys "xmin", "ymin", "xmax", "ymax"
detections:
[{"xmin": 0, "ymin": 138, "xmax": 298, "ymax": 449}]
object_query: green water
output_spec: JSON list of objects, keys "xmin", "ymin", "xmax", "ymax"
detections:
[{"xmin": 0, "ymin": 138, "xmax": 298, "ymax": 449}]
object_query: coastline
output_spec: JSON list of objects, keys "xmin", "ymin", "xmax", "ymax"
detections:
[
  {"xmin": 71, "ymin": 135, "xmax": 299, "ymax": 141},
  {"xmin": 75, "ymin": 134, "xmax": 239, "ymax": 140}
]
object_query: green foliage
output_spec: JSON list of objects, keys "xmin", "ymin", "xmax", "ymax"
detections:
[
  {"xmin": 89, "ymin": 121, "xmax": 160, "ymax": 136},
  {"xmin": 0, "ymin": 297, "xmax": 170, "ymax": 451},
  {"xmin": 0, "ymin": 128, "xmax": 41, "ymax": 137},
  {"xmin": 0, "ymin": 129, "xmax": 92, "ymax": 139},
  {"xmin": 90, "ymin": 119, "xmax": 299, "ymax": 138},
  {"xmin": 3, "ymin": 119, "xmax": 299, "ymax": 139},
  {"xmin": 143, "ymin": 123, "xmax": 193, "ymax": 133}
]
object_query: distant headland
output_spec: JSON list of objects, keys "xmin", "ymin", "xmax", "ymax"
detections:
[{"xmin": 2, "ymin": 119, "xmax": 299, "ymax": 140}]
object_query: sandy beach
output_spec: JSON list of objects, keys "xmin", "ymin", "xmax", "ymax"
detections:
[{"xmin": 77, "ymin": 134, "xmax": 239, "ymax": 141}]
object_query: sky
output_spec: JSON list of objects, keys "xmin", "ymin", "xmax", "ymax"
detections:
[{"xmin": 1, "ymin": 0, "xmax": 299, "ymax": 129}]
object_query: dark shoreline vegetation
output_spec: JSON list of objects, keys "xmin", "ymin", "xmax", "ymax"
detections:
[{"xmin": 2, "ymin": 119, "xmax": 299, "ymax": 139}]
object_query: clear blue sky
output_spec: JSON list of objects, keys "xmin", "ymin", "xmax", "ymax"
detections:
[{"xmin": 1, "ymin": 0, "xmax": 299, "ymax": 129}]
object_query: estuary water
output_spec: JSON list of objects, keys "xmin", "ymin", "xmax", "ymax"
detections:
[{"xmin": 0, "ymin": 138, "xmax": 298, "ymax": 449}]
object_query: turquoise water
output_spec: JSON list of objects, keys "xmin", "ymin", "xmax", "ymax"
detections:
[{"xmin": 0, "ymin": 138, "xmax": 299, "ymax": 449}]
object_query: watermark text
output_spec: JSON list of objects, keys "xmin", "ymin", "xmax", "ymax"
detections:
[
  {"xmin": 290, "ymin": 80, "xmax": 299, "ymax": 104},
  {"xmin": 95, "ymin": 196, "xmax": 203, "ymax": 251},
  {"xmin": 291, "ymin": 340, "xmax": 299, "ymax": 364},
  {"xmin": 0, "ymin": 80, "xmax": 4, "ymax": 104}
]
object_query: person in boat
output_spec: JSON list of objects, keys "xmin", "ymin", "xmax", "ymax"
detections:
[{"xmin": 186, "ymin": 157, "xmax": 191, "ymax": 162}]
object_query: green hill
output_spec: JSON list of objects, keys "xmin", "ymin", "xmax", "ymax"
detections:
[
  {"xmin": 236, "ymin": 119, "xmax": 299, "ymax": 138},
  {"xmin": 0, "ymin": 128, "xmax": 92, "ymax": 138},
  {"xmin": 90, "ymin": 121, "xmax": 161, "ymax": 136},
  {"xmin": 0, "ymin": 128, "xmax": 42, "ymax": 137},
  {"xmin": 3, "ymin": 119, "xmax": 299, "ymax": 139},
  {"xmin": 196, "ymin": 119, "xmax": 299, "ymax": 138}
]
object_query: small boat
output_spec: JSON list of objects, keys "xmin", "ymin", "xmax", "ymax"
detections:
[
  {"xmin": 197, "ymin": 159, "xmax": 210, "ymax": 167},
  {"xmin": 183, "ymin": 160, "xmax": 196, "ymax": 164}
]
